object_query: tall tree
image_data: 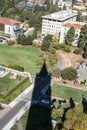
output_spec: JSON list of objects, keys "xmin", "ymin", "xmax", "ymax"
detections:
[
  {"xmin": 78, "ymin": 24, "xmax": 87, "ymax": 49},
  {"xmin": 41, "ymin": 34, "xmax": 52, "ymax": 51},
  {"xmin": 76, "ymin": 11, "xmax": 82, "ymax": 22},
  {"xmin": 65, "ymin": 26, "xmax": 75, "ymax": 45}
]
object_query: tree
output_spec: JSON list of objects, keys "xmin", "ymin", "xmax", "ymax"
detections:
[
  {"xmin": 17, "ymin": 34, "xmax": 27, "ymax": 45},
  {"xmin": 65, "ymin": 27, "xmax": 75, "ymax": 45},
  {"xmin": 41, "ymin": 34, "xmax": 52, "ymax": 51},
  {"xmin": 26, "ymin": 35, "xmax": 32, "ymax": 45},
  {"xmin": 83, "ymin": 44, "xmax": 87, "ymax": 58},
  {"xmin": 52, "ymin": 32, "xmax": 59, "ymax": 43},
  {"xmin": 78, "ymin": 24, "xmax": 87, "ymax": 49},
  {"xmin": 63, "ymin": 4, "xmax": 66, "ymax": 10},
  {"xmin": 61, "ymin": 67, "xmax": 77, "ymax": 81},
  {"xmin": 76, "ymin": 11, "xmax": 82, "ymax": 22},
  {"xmin": 63, "ymin": 103, "xmax": 87, "ymax": 130},
  {"xmin": 31, "ymin": 29, "xmax": 37, "ymax": 40}
]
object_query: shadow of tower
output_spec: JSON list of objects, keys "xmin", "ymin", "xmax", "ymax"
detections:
[{"xmin": 26, "ymin": 62, "xmax": 52, "ymax": 130}]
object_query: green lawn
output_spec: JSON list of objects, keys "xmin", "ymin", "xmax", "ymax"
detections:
[
  {"xmin": 0, "ymin": 74, "xmax": 25, "ymax": 95},
  {"xmin": 0, "ymin": 45, "xmax": 40, "ymax": 74},
  {"xmin": 52, "ymin": 84, "xmax": 87, "ymax": 102}
]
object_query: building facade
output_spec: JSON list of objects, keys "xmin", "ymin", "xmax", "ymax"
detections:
[{"xmin": 41, "ymin": 9, "xmax": 77, "ymax": 42}]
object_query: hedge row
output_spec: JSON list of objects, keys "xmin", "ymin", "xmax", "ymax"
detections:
[
  {"xmin": 0, "ymin": 77, "xmax": 30, "ymax": 103},
  {"xmin": 2, "ymin": 77, "xmax": 29, "ymax": 98}
]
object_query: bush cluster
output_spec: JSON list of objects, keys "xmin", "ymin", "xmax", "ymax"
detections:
[
  {"xmin": 8, "ymin": 64, "xmax": 24, "ymax": 72},
  {"xmin": 53, "ymin": 43, "xmax": 71, "ymax": 52}
]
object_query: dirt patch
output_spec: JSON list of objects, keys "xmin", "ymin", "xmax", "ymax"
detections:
[{"xmin": 57, "ymin": 49, "xmax": 83, "ymax": 69}]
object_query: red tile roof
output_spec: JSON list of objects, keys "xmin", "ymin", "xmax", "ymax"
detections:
[
  {"xmin": 63, "ymin": 23, "xmax": 83, "ymax": 29},
  {"xmin": 0, "ymin": 17, "xmax": 20, "ymax": 25}
]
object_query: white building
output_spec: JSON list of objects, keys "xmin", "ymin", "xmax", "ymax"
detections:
[
  {"xmin": 41, "ymin": 9, "xmax": 77, "ymax": 40},
  {"xmin": 0, "ymin": 17, "xmax": 23, "ymax": 37},
  {"xmin": 60, "ymin": 22, "xmax": 85, "ymax": 45}
]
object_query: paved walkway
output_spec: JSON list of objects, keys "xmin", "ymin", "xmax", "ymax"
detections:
[{"xmin": 56, "ymin": 50, "xmax": 72, "ymax": 69}]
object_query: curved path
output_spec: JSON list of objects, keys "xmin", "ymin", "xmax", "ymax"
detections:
[{"xmin": 56, "ymin": 50, "xmax": 72, "ymax": 69}]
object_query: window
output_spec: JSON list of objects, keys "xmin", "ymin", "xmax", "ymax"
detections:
[{"xmin": 9, "ymin": 27, "xmax": 10, "ymax": 32}]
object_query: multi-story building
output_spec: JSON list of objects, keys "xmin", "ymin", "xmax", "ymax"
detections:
[
  {"xmin": 41, "ymin": 9, "xmax": 77, "ymax": 41},
  {"xmin": 60, "ymin": 22, "xmax": 84, "ymax": 45}
]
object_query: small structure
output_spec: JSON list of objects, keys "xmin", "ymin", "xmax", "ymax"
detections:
[
  {"xmin": 10, "ymin": 73, "xmax": 18, "ymax": 79},
  {"xmin": 0, "ymin": 17, "xmax": 24, "ymax": 37}
]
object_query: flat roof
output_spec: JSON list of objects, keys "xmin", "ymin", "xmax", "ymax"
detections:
[{"xmin": 42, "ymin": 10, "xmax": 77, "ymax": 22}]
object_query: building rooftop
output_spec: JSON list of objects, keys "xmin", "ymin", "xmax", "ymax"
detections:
[
  {"xmin": 42, "ymin": 10, "xmax": 77, "ymax": 22},
  {"xmin": 0, "ymin": 17, "xmax": 20, "ymax": 26}
]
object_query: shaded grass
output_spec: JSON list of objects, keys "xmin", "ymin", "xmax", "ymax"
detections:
[
  {"xmin": 0, "ymin": 45, "xmax": 40, "ymax": 74},
  {"xmin": 52, "ymin": 84, "xmax": 87, "ymax": 102}
]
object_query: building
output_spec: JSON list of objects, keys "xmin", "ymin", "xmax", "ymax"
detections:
[
  {"xmin": 41, "ymin": 9, "xmax": 77, "ymax": 40},
  {"xmin": 0, "ymin": 17, "xmax": 23, "ymax": 37},
  {"xmin": 60, "ymin": 22, "xmax": 84, "ymax": 44},
  {"xmin": 28, "ymin": 0, "xmax": 47, "ymax": 4}
]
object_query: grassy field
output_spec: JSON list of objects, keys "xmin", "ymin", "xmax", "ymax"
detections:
[
  {"xmin": 52, "ymin": 84, "xmax": 87, "ymax": 102},
  {"xmin": 0, "ymin": 45, "xmax": 41, "ymax": 74}
]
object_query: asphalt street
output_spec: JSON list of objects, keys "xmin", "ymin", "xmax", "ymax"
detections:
[{"xmin": 0, "ymin": 100, "xmax": 26, "ymax": 130}]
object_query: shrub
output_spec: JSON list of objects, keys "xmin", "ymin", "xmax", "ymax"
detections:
[
  {"xmin": 73, "ymin": 48, "xmax": 82, "ymax": 54},
  {"xmin": 63, "ymin": 45, "xmax": 71, "ymax": 53},
  {"xmin": 48, "ymin": 54, "xmax": 57, "ymax": 66},
  {"xmin": 52, "ymin": 68, "xmax": 61, "ymax": 78},
  {"xmin": 7, "ymin": 40, "xmax": 15, "ymax": 45},
  {"xmin": 48, "ymin": 46, "xmax": 55, "ymax": 54},
  {"xmin": 53, "ymin": 43, "xmax": 71, "ymax": 52},
  {"xmin": 52, "ymin": 43, "xmax": 61, "ymax": 50},
  {"xmin": 61, "ymin": 67, "xmax": 77, "ymax": 81}
]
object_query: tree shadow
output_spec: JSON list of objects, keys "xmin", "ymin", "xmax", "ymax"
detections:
[
  {"xmin": 26, "ymin": 62, "xmax": 52, "ymax": 130},
  {"xmin": 61, "ymin": 98, "xmax": 75, "ymax": 127},
  {"xmin": 82, "ymin": 97, "xmax": 87, "ymax": 114}
]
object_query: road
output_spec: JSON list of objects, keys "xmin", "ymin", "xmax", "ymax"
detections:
[
  {"xmin": 0, "ymin": 100, "xmax": 26, "ymax": 130},
  {"xmin": 0, "ymin": 84, "xmax": 33, "ymax": 130}
]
